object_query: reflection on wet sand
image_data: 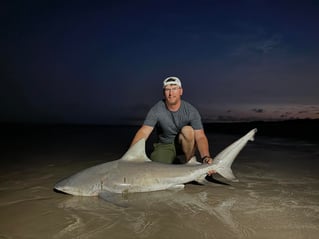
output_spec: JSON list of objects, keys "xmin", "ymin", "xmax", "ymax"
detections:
[{"xmin": 55, "ymin": 188, "xmax": 244, "ymax": 239}]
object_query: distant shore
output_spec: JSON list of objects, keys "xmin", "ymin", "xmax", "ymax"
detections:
[
  {"xmin": 1, "ymin": 119, "xmax": 319, "ymax": 141},
  {"xmin": 204, "ymin": 119, "xmax": 319, "ymax": 140}
]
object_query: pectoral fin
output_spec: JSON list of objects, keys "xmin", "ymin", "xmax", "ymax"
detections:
[{"xmin": 99, "ymin": 191, "xmax": 129, "ymax": 207}]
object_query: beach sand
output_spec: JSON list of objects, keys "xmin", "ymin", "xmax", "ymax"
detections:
[{"xmin": 0, "ymin": 125, "xmax": 318, "ymax": 239}]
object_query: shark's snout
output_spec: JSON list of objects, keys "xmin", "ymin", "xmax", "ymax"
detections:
[
  {"xmin": 54, "ymin": 181, "xmax": 68, "ymax": 194},
  {"xmin": 54, "ymin": 183, "xmax": 81, "ymax": 195}
]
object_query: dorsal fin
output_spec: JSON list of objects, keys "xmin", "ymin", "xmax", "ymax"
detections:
[{"xmin": 121, "ymin": 138, "xmax": 151, "ymax": 162}]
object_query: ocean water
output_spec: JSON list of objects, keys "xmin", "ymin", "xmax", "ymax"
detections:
[{"xmin": 0, "ymin": 126, "xmax": 318, "ymax": 239}]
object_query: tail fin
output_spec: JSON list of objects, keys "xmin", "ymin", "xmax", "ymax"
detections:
[{"xmin": 213, "ymin": 128, "xmax": 257, "ymax": 182}]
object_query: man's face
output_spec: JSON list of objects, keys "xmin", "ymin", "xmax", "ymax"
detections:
[{"xmin": 163, "ymin": 84, "xmax": 183, "ymax": 106}]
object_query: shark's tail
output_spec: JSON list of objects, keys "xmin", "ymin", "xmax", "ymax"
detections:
[{"xmin": 212, "ymin": 128, "xmax": 257, "ymax": 182}]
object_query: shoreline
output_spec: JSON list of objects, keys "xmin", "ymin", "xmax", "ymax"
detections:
[{"xmin": 1, "ymin": 118, "xmax": 319, "ymax": 141}]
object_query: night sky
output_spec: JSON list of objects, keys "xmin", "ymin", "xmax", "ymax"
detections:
[{"xmin": 2, "ymin": 0, "xmax": 319, "ymax": 125}]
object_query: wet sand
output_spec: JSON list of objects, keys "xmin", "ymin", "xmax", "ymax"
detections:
[{"xmin": 0, "ymin": 125, "xmax": 318, "ymax": 238}]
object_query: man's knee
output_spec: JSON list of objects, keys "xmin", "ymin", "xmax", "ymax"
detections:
[
  {"xmin": 178, "ymin": 126, "xmax": 196, "ymax": 161},
  {"xmin": 180, "ymin": 126, "xmax": 195, "ymax": 141}
]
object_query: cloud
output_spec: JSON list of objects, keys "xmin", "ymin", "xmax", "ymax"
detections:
[
  {"xmin": 252, "ymin": 108, "xmax": 264, "ymax": 113},
  {"xmin": 231, "ymin": 34, "xmax": 282, "ymax": 57},
  {"xmin": 298, "ymin": 111, "xmax": 308, "ymax": 114},
  {"xmin": 221, "ymin": 20, "xmax": 282, "ymax": 57},
  {"xmin": 255, "ymin": 35, "xmax": 282, "ymax": 53},
  {"xmin": 216, "ymin": 115, "xmax": 238, "ymax": 122}
]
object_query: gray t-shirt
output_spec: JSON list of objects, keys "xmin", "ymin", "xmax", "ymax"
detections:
[{"xmin": 143, "ymin": 100, "xmax": 203, "ymax": 144}]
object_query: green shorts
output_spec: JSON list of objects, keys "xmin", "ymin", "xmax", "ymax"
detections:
[{"xmin": 150, "ymin": 142, "xmax": 183, "ymax": 164}]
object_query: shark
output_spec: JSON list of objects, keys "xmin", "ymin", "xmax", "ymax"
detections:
[{"xmin": 54, "ymin": 128, "xmax": 257, "ymax": 200}]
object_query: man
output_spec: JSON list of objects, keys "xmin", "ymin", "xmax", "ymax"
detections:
[{"xmin": 131, "ymin": 76, "xmax": 213, "ymax": 166}]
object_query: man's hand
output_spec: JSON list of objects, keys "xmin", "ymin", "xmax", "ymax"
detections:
[{"xmin": 202, "ymin": 156, "xmax": 215, "ymax": 175}]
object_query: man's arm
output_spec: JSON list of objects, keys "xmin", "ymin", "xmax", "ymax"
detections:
[
  {"xmin": 130, "ymin": 125, "xmax": 154, "ymax": 146},
  {"xmin": 194, "ymin": 129, "xmax": 213, "ymax": 164}
]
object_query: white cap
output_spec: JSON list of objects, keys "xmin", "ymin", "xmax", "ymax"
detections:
[{"xmin": 163, "ymin": 76, "xmax": 182, "ymax": 88}]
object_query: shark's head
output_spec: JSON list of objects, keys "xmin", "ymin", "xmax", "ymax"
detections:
[{"xmin": 54, "ymin": 176, "xmax": 101, "ymax": 196}]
